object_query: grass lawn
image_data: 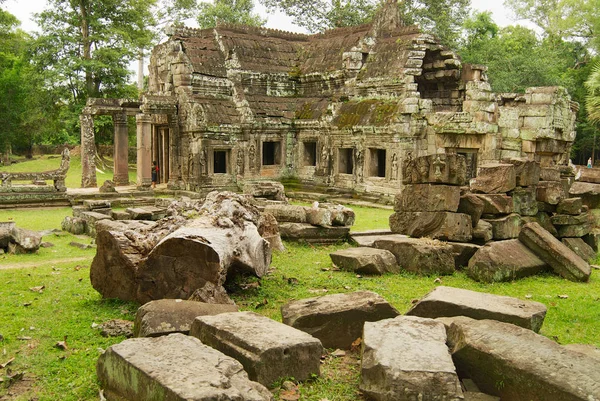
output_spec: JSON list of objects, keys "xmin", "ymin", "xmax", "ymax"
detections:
[{"xmin": 0, "ymin": 198, "xmax": 599, "ymax": 399}]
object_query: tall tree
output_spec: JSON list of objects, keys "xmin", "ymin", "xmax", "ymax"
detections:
[
  {"xmin": 259, "ymin": 0, "xmax": 470, "ymax": 46},
  {"xmin": 585, "ymin": 63, "xmax": 600, "ymax": 124},
  {"xmin": 197, "ymin": 0, "xmax": 265, "ymax": 29}
]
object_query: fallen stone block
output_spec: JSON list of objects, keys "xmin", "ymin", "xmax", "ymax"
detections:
[
  {"xmin": 110, "ymin": 210, "xmax": 131, "ymax": 220},
  {"xmin": 126, "ymin": 206, "xmax": 168, "ymax": 221},
  {"xmin": 305, "ymin": 207, "xmax": 332, "ymax": 226},
  {"xmin": 458, "ymin": 193, "xmax": 484, "ymax": 227},
  {"xmin": 389, "ymin": 211, "xmax": 472, "ymax": 242},
  {"xmin": 330, "ymin": 247, "xmax": 399, "ymax": 275},
  {"xmin": 80, "ymin": 211, "xmax": 113, "ymax": 238},
  {"xmin": 557, "ymin": 223, "xmax": 591, "ymax": 238},
  {"xmin": 406, "ymin": 286, "xmax": 547, "ymax": 332},
  {"xmin": 470, "ymin": 163, "xmax": 516, "ymax": 194},
  {"xmin": 561, "ymin": 238, "xmax": 596, "ymax": 263},
  {"xmin": 263, "ymin": 204, "xmax": 306, "ymax": 223},
  {"xmin": 445, "ymin": 317, "xmax": 600, "ymax": 401},
  {"xmin": 519, "ymin": 222, "xmax": 591, "ymax": 282},
  {"xmin": 556, "ymin": 197, "xmax": 582, "ymax": 215},
  {"xmin": 539, "ymin": 167, "xmax": 561, "ymax": 181},
  {"xmin": 133, "ymin": 299, "xmax": 239, "ymax": 337},
  {"xmin": 402, "ymin": 153, "xmax": 467, "ymax": 185},
  {"xmin": 522, "ymin": 212, "xmax": 559, "ymax": 237},
  {"xmin": 83, "ymin": 199, "xmax": 111, "ymax": 210},
  {"xmin": 473, "ymin": 194, "xmax": 513, "ymax": 214},
  {"xmin": 281, "ymin": 291, "xmax": 399, "ymax": 349},
  {"xmin": 243, "ymin": 180, "xmax": 287, "ymax": 202},
  {"xmin": 190, "ymin": 311, "xmax": 322, "ymax": 387},
  {"xmin": 563, "ymin": 344, "xmax": 600, "ymax": 361},
  {"xmin": 395, "ymin": 184, "xmax": 461, "ymax": 212},
  {"xmin": 472, "ymin": 220, "xmax": 493, "ymax": 244},
  {"xmin": 503, "ymin": 158, "xmax": 540, "ymax": 187},
  {"xmin": 278, "ymin": 222, "xmax": 349, "ymax": 244},
  {"xmin": 349, "ymin": 230, "xmax": 398, "ymax": 247},
  {"xmin": 97, "ymin": 333, "xmax": 272, "ymax": 401},
  {"xmin": 466, "ymin": 239, "xmax": 548, "ymax": 283},
  {"xmin": 483, "ymin": 213, "xmax": 522, "ymax": 240},
  {"xmin": 551, "ymin": 212, "xmax": 592, "ymax": 226},
  {"xmin": 374, "ymin": 236, "xmax": 456, "ymax": 275},
  {"xmin": 511, "ymin": 186, "xmax": 538, "ymax": 216},
  {"xmin": 449, "ymin": 242, "xmax": 481, "ymax": 269},
  {"xmin": 360, "ymin": 316, "xmax": 463, "ymax": 401},
  {"xmin": 536, "ymin": 181, "xmax": 565, "ymax": 204},
  {"xmin": 61, "ymin": 216, "xmax": 86, "ymax": 235}
]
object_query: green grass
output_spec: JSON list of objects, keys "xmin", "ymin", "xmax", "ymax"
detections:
[
  {"xmin": 0, "ymin": 154, "xmax": 136, "ymax": 188},
  {"xmin": 0, "ymin": 206, "xmax": 599, "ymax": 400}
]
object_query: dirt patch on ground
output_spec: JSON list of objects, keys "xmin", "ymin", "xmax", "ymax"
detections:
[{"xmin": 0, "ymin": 257, "xmax": 90, "ymax": 270}]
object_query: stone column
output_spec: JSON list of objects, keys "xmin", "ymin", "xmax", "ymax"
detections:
[
  {"xmin": 113, "ymin": 112, "xmax": 130, "ymax": 186},
  {"xmin": 80, "ymin": 112, "xmax": 97, "ymax": 188},
  {"xmin": 167, "ymin": 113, "xmax": 183, "ymax": 189},
  {"xmin": 136, "ymin": 114, "xmax": 152, "ymax": 188}
]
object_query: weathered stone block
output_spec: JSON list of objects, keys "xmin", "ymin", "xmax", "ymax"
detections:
[
  {"xmin": 449, "ymin": 242, "xmax": 481, "ymax": 269},
  {"xmin": 133, "ymin": 299, "xmax": 238, "ymax": 338},
  {"xmin": 539, "ymin": 167, "xmax": 561, "ymax": 181},
  {"xmin": 556, "ymin": 197, "xmax": 582, "ymax": 215},
  {"xmin": 472, "ymin": 220, "xmax": 493, "ymax": 244},
  {"xmin": 243, "ymin": 180, "xmax": 286, "ymax": 201},
  {"xmin": 61, "ymin": 216, "xmax": 86, "ymax": 235},
  {"xmin": 466, "ymin": 239, "xmax": 547, "ymax": 283},
  {"xmin": 402, "ymin": 154, "xmax": 467, "ymax": 185},
  {"xmin": 407, "ymin": 286, "xmax": 547, "ymax": 332},
  {"xmin": 190, "ymin": 311, "xmax": 323, "ymax": 387},
  {"xmin": 536, "ymin": 181, "xmax": 565, "ymax": 205},
  {"xmin": 484, "ymin": 213, "xmax": 522, "ymax": 240},
  {"xmin": 330, "ymin": 247, "xmax": 399, "ymax": 275},
  {"xmin": 458, "ymin": 193, "xmax": 484, "ymax": 227},
  {"xmin": 281, "ymin": 291, "xmax": 399, "ymax": 349},
  {"xmin": 374, "ymin": 236, "xmax": 456, "ymax": 275},
  {"xmin": 503, "ymin": 158, "xmax": 540, "ymax": 186},
  {"xmin": 511, "ymin": 186, "xmax": 538, "ymax": 216},
  {"xmin": 305, "ymin": 207, "xmax": 332, "ymax": 226},
  {"xmin": 519, "ymin": 222, "xmax": 591, "ymax": 282},
  {"xmin": 395, "ymin": 184, "xmax": 461, "ymax": 212},
  {"xmin": 84, "ymin": 199, "xmax": 111, "ymax": 210},
  {"xmin": 80, "ymin": 211, "xmax": 113, "ymax": 238},
  {"xmin": 522, "ymin": 212, "xmax": 559, "ymax": 237},
  {"xmin": 126, "ymin": 206, "xmax": 168, "ymax": 221},
  {"xmin": 561, "ymin": 237, "xmax": 596, "ymax": 263},
  {"xmin": 557, "ymin": 223, "xmax": 591, "ymax": 238},
  {"xmin": 550, "ymin": 212, "xmax": 591, "ymax": 226},
  {"xmin": 577, "ymin": 168, "xmax": 600, "ymax": 184},
  {"xmin": 263, "ymin": 205, "xmax": 307, "ymax": 223},
  {"xmin": 473, "ymin": 194, "xmax": 513, "ymax": 215},
  {"xmin": 96, "ymin": 334, "xmax": 272, "ymax": 401},
  {"xmin": 389, "ymin": 212, "xmax": 472, "ymax": 242},
  {"xmin": 445, "ymin": 317, "xmax": 600, "ymax": 401},
  {"xmin": 110, "ymin": 210, "xmax": 131, "ymax": 220},
  {"xmin": 278, "ymin": 222, "xmax": 349, "ymax": 244},
  {"xmin": 361, "ymin": 316, "xmax": 463, "ymax": 401},
  {"xmin": 470, "ymin": 163, "xmax": 516, "ymax": 194}
]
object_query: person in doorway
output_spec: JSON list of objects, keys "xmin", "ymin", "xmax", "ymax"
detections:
[
  {"xmin": 152, "ymin": 161, "xmax": 159, "ymax": 188},
  {"xmin": 588, "ymin": 157, "xmax": 593, "ymax": 169}
]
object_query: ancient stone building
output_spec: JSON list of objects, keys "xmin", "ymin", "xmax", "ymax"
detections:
[{"xmin": 80, "ymin": 0, "xmax": 578, "ymax": 195}]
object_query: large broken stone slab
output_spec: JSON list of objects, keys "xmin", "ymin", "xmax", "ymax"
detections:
[
  {"xmin": 133, "ymin": 299, "xmax": 239, "ymax": 337},
  {"xmin": 281, "ymin": 291, "xmax": 399, "ymax": 349},
  {"xmin": 349, "ymin": 230, "xmax": 398, "ymax": 247},
  {"xmin": 484, "ymin": 213, "xmax": 522, "ymax": 240},
  {"xmin": 557, "ymin": 222, "xmax": 591, "ymax": 238},
  {"xmin": 389, "ymin": 211, "xmax": 472, "ymax": 242},
  {"xmin": 467, "ymin": 239, "xmax": 548, "ymax": 283},
  {"xmin": 503, "ymin": 158, "xmax": 540, "ymax": 187},
  {"xmin": 278, "ymin": 222, "xmax": 350, "ymax": 244},
  {"xmin": 395, "ymin": 184, "xmax": 461, "ymax": 212},
  {"xmin": 80, "ymin": 211, "xmax": 113, "ymax": 238},
  {"xmin": 519, "ymin": 222, "xmax": 591, "ymax": 282},
  {"xmin": 360, "ymin": 316, "xmax": 463, "ymax": 401},
  {"xmin": 243, "ymin": 180, "xmax": 287, "ymax": 202},
  {"xmin": 556, "ymin": 197, "xmax": 582, "ymax": 215},
  {"xmin": 569, "ymin": 181, "xmax": 600, "ymax": 209},
  {"xmin": 511, "ymin": 186, "xmax": 538, "ymax": 216},
  {"xmin": 470, "ymin": 163, "xmax": 516, "ymax": 194},
  {"xmin": 539, "ymin": 167, "xmax": 561, "ymax": 181},
  {"xmin": 472, "ymin": 220, "xmax": 493, "ymax": 244},
  {"xmin": 263, "ymin": 204, "xmax": 307, "ymax": 223},
  {"xmin": 126, "ymin": 206, "xmax": 168, "ymax": 221},
  {"xmin": 330, "ymin": 247, "xmax": 399, "ymax": 275},
  {"xmin": 402, "ymin": 154, "xmax": 467, "ymax": 185},
  {"xmin": 449, "ymin": 242, "xmax": 481, "ymax": 269},
  {"xmin": 445, "ymin": 317, "xmax": 600, "ymax": 401},
  {"xmin": 473, "ymin": 193, "xmax": 513, "ymax": 214},
  {"xmin": 536, "ymin": 180, "xmax": 565, "ymax": 204},
  {"xmin": 561, "ymin": 238, "xmax": 597, "ymax": 263},
  {"xmin": 458, "ymin": 193, "xmax": 484, "ymax": 227},
  {"xmin": 374, "ymin": 236, "xmax": 456, "ymax": 275},
  {"xmin": 406, "ymin": 286, "xmax": 547, "ymax": 332},
  {"xmin": 97, "ymin": 333, "xmax": 272, "ymax": 401},
  {"xmin": 190, "ymin": 311, "xmax": 322, "ymax": 387},
  {"xmin": 522, "ymin": 212, "xmax": 559, "ymax": 237}
]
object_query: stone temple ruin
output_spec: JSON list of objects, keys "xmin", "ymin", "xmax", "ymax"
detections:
[{"xmin": 80, "ymin": 0, "xmax": 577, "ymax": 200}]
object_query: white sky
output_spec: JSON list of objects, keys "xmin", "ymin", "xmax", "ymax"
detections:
[{"xmin": 3, "ymin": 0, "xmax": 531, "ymax": 80}]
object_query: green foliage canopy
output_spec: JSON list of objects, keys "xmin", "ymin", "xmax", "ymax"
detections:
[{"xmin": 197, "ymin": 0, "xmax": 266, "ymax": 29}]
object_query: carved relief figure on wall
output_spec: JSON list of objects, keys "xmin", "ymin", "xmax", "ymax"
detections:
[
  {"xmin": 236, "ymin": 149, "xmax": 244, "ymax": 175},
  {"xmin": 248, "ymin": 144, "xmax": 256, "ymax": 172},
  {"xmin": 199, "ymin": 147, "xmax": 207, "ymax": 175},
  {"xmin": 391, "ymin": 153, "xmax": 398, "ymax": 180}
]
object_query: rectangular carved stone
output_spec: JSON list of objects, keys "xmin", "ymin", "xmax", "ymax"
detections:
[
  {"xmin": 539, "ymin": 167, "xmax": 561, "ymax": 181},
  {"xmin": 458, "ymin": 193, "xmax": 484, "ymax": 227},
  {"xmin": 561, "ymin": 237, "xmax": 596, "ymax": 263},
  {"xmin": 97, "ymin": 334, "xmax": 272, "ymax": 401},
  {"xmin": 374, "ymin": 236, "xmax": 456, "ymax": 275},
  {"xmin": 361, "ymin": 316, "xmax": 463, "ymax": 401},
  {"xmin": 445, "ymin": 317, "xmax": 600, "ymax": 401},
  {"xmin": 483, "ymin": 213, "xmax": 522, "ymax": 240},
  {"xmin": 556, "ymin": 197, "xmax": 582, "ymax": 215},
  {"xmin": 281, "ymin": 291, "xmax": 399, "ymax": 349},
  {"xmin": 395, "ymin": 184, "xmax": 461, "ymax": 212},
  {"xmin": 278, "ymin": 222, "xmax": 350, "ymax": 244},
  {"xmin": 190, "ymin": 311, "xmax": 323, "ymax": 387},
  {"xmin": 470, "ymin": 163, "xmax": 516, "ymax": 194},
  {"xmin": 389, "ymin": 212, "xmax": 472, "ymax": 242},
  {"xmin": 536, "ymin": 181, "xmax": 565, "ymax": 205},
  {"xmin": 473, "ymin": 194, "xmax": 513, "ymax": 215},
  {"xmin": 511, "ymin": 187, "xmax": 538, "ymax": 216},
  {"xmin": 503, "ymin": 158, "xmax": 540, "ymax": 186},
  {"xmin": 407, "ymin": 286, "xmax": 547, "ymax": 332},
  {"xmin": 263, "ymin": 204, "xmax": 307, "ymax": 223},
  {"xmin": 330, "ymin": 247, "xmax": 399, "ymax": 275},
  {"xmin": 402, "ymin": 154, "xmax": 467, "ymax": 185},
  {"xmin": 519, "ymin": 222, "xmax": 591, "ymax": 282}
]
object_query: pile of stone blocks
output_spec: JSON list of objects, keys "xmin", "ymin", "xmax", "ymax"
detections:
[
  {"xmin": 98, "ymin": 288, "xmax": 599, "ymax": 400},
  {"xmin": 264, "ymin": 202, "xmax": 355, "ymax": 244}
]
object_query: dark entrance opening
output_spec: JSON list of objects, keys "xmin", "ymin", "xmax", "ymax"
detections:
[
  {"xmin": 339, "ymin": 148, "xmax": 354, "ymax": 174},
  {"xmin": 262, "ymin": 141, "xmax": 281, "ymax": 165},
  {"xmin": 214, "ymin": 150, "xmax": 227, "ymax": 173}
]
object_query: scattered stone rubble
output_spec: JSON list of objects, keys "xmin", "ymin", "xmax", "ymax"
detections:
[
  {"xmin": 98, "ymin": 287, "xmax": 600, "ymax": 400},
  {"xmin": 0, "ymin": 221, "xmax": 42, "ymax": 254}
]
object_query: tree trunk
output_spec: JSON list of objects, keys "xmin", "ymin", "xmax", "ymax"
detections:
[{"xmin": 78, "ymin": 0, "xmax": 93, "ymax": 96}]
